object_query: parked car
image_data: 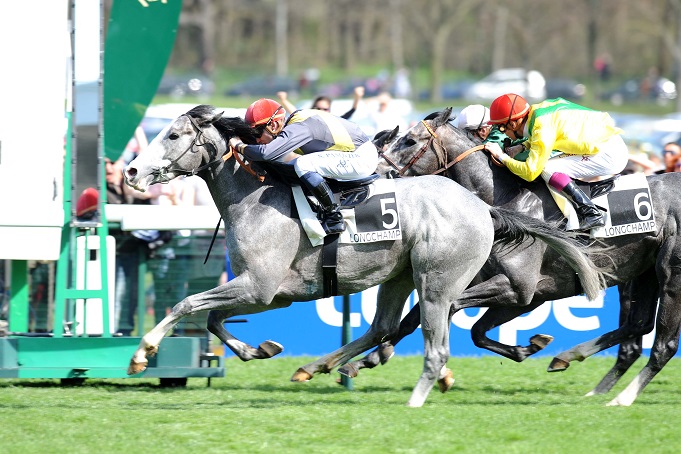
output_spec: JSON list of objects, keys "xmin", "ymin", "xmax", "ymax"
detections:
[
  {"xmin": 464, "ymin": 68, "xmax": 546, "ymax": 102},
  {"xmin": 156, "ymin": 74, "xmax": 215, "ymax": 98},
  {"xmin": 545, "ymin": 78, "xmax": 586, "ymax": 100},
  {"xmin": 225, "ymin": 75, "xmax": 298, "ymax": 97},
  {"xmin": 600, "ymin": 77, "xmax": 677, "ymax": 106}
]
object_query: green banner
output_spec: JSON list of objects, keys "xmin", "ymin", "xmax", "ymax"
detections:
[{"xmin": 104, "ymin": 0, "xmax": 182, "ymax": 160}]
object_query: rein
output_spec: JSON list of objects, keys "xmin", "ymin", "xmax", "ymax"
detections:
[
  {"xmin": 379, "ymin": 119, "xmax": 489, "ymax": 177},
  {"xmin": 222, "ymin": 146, "xmax": 265, "ymax": 182}
]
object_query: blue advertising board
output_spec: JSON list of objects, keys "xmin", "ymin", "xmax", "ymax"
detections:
[{"xmin": 224, "ymin": 285, "xmax": 671, "ymax": 358}]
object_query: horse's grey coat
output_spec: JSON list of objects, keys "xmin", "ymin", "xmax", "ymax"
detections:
[
  {"xmin": 122, "ymin": 105, "xmax": 604, "ymax": 407},
  {"xmin": 370, "ymin": 107, "xmax": 681, "ymax": 406}
]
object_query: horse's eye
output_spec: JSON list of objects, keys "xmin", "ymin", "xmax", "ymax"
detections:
[
  {"xmin": 169, "ymin": 133, "xmax": 179, "ymax": 140},
  {"xmin": 405, "ymin": 138, "xmax": 416, "ymax": 147}
]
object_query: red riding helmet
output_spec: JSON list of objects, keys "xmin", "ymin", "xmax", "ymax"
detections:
[
  {"xmin": 76, "ymin": 187, "xmax": 99, "ymax": 218},
  {"xmin": 488, "ymin": 94, "xmax": 530, "ymax": 125},
  {"xmin": 245, "ymin": 98, "xmax": 285, "ymax": 127}
]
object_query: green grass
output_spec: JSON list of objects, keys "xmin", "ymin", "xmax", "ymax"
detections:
[{"xmin": 0, "ymin": 355, "xmax": 679, "ymax": 453}]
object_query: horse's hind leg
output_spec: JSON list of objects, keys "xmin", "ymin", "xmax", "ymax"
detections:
[
  {"xmin": 548, "ymin": 274, "xmax": 658, "ymax": 374},
  {"xmin": 586, "ymin": 281, "xmax": 652, "ymax": 396},
  {"xmin": 406, "ymin": 295, "xmax": 452, "ymax": 407},
  {"xmin": 608, "ymin": 265, "xmax": 681, "ymax": 406},
  {"xmin": 293, "ymin": 273, "xmax": 415, "ymax": 380},
  {"xmin": 338, "ymin": 302, "xmax": 421, "ymax": 378}
]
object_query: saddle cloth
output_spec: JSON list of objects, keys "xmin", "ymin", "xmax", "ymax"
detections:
[
  {"xmin": 548, "ymin": 172, "xmax": 656, "ymax": 238},
  {"xmin": 292, "ymin": 179, "xmax": 402, "ymax": 247}
]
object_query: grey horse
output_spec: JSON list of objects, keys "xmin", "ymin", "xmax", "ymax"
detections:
[
  {"xmin": 359, "ymin": 107, "xmax": 680, "ymax": 406},
  {"xmin": 123, "ymin": 105, "xmax": 604, "ymax": 407}
]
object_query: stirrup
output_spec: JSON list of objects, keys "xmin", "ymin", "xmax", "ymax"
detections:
[
  {"xmin": 320, "ymin": 210, "xmax": 345, "ymax": 234},
  {"xmin": 577, "ymin": 214, "xmax": 605, "ymax": 231}
]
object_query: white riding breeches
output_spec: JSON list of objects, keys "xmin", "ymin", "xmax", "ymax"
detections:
[
  {"xmin": 293, "ymin": 141, "xmax": 379, "ymax": 181},
  {"xmin": 541, "ymin": 134, "xmax": 629, "ymax": 181}
]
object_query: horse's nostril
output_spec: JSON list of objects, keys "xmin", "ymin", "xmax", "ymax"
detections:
[{"xmin": 126, "ymin": 167, "xmax": 138, "ymax": 178}]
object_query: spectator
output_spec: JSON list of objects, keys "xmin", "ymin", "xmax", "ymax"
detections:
[
  {"xmin": 661, "ymin": 142, "xmax": 681, "ymax": 173},
  {"xmin": 104, "ymin": 154, "xmax": 154, "ymax": 336},
  {"xmin": 277, "ymin": 86, "xmax": 365, "ymax": 120},
  {"xmin": 369, "ymin": 91, "xmax": 408, "ymax": 135},
  {"xmin": 147, "ymin": 177, "xmax": 191, "ymax": 329}
]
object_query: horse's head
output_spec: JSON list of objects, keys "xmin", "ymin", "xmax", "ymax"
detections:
[
  {"xmin": 376, "ymin": 108, "xmax": 454, "ymax": 178},
  {"xmin": 124, "ymin": 105, "xmax": 227, "ymax": 192}
]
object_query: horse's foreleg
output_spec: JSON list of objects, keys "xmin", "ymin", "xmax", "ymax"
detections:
[
  {"xmin": 207, "ymin": 309, "xmax": 283, "ymax": 361},
  {"xmin": 455, "ymin": 274, "xmax": 551, "ymax": 362},
  {"xmin": 294, "ymin": 275, "xmax": 414, "ymax": 381},
  {"xmin": 128, "ymin": 298, "xmax": 196, "ymax": 374},
  {"xmin": 129, "ymin": 276, "xmax": 286, "ymax": 374},
  {"xmin": 470, "ymin": 302, "xmax": 550, "ymax": 362}
]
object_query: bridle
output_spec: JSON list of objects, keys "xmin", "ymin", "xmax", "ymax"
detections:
[
  {"xmin": 379, "ymin": 119, "xmax": 488, "ymax": 177},
  {"xmin": 155, "ymin": 114, "xmax": 223, "ymax": 183},
  {"xmin": 157, "ymin": 114, "xmax": 263, "ymax": 183}
]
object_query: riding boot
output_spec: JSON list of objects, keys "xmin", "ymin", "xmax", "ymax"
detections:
[
  {"xmin": 301, "ymin": 172, "xmax": 345, "ymax": 234},
  {"xmin": 561, "ymin": 181, "xmax": 605, "ymax": 231}
]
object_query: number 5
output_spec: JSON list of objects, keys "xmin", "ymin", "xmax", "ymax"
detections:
[{"xmin": 381, "ymin": 197, "xmax": 398, "ymax": 229}]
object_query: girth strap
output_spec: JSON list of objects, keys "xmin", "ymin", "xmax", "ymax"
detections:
[{"xmin": 322, "ymin": 233, "xmax": 340, "ymax": 297}]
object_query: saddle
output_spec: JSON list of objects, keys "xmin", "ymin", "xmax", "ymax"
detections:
[{"xmin": 256, "ymin": 162, "xmax": 381, "ymax": 298}]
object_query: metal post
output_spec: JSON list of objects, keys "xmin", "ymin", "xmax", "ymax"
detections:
[
  {"xmin": 341, "ymin": 294, "xmax": 353, "ymax": 390},
  {"xmin": 8, "ymin": 260, "xmax": 29, "ymax": 333},
  {"xmin": 136, "ymin": 247, "xmax": 147, "ymax": 336}
]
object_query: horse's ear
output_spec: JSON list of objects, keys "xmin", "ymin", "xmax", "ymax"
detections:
[
  {"xmin": 194, "ymin": 107, "xmax": 224, "ymax": 127},
  {"xmin": 433, "ymin": 107, "xmax": 453, "ymax": 127},
  {"xmin": 211, "ymin": 111, "xmax": 224, "ymax": 124},
  {"xmin": 388, "ymin": 125, "xmax": 399, "ymax": 141},
  {"xmin": 373, "ymin": 126, "xmax": 400, "ymax": 149}
]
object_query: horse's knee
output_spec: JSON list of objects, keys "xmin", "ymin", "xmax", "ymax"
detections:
[{"xmin": 206, "ymin": 310, "xmax": 225, "ymax": 333}]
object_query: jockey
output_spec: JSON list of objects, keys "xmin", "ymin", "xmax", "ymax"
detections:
[
  {"xmin": 228, "ymin": 98, "xmax": 379, "ymax": 234},
  {"xmin": 484, "ymin": 94, "xmax": 629, "ymax": 230},
  {"xmin": 455, "ymin": 104, "xmax": 527, "ymax": 159},
  {"xmin": 453, "ymin": 104, "xmax": 492, "ymax": 141}
]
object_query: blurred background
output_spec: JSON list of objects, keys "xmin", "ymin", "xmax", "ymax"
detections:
[{"xmin": 115, "ymin": 0, "xmax": 681, "ymax": 160}]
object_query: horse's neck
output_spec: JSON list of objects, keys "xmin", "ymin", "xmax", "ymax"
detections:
[
  {"xmin": 447, "ymin": 150, "xmax": 548, "ymax": 211},
  {"xmin": 201, "ymin": 160, "xmax": 290, "ymax": 224}
]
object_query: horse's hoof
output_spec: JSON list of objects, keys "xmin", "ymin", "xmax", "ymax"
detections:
[
  {"xmin": 437, "ymin": 369, "xmax": 455, "ymax": 393},
  {"xmin": 378, "ymin": 343, "xmax": 395, "ymax": 364},
  {"xmin": 529, "ymin": 334, "xmax": 553, "ymax": 349},
  {"xmin": 291, "ymin": 367, "xmax": 313, "ymax": 382},
  {"xmin": 338, "ymin": 363, "xmax": 359, "ymax": 378},
  {"xmin": 258, "ymin": 340, "xmax": 284, "ymax": 358},
  {"xmin": 128, "ymin": 359, "xmax": 148, "ymax": 375},
  {"xmin": 547, "ymin": 357, "xmax": 570, "ymax": 372}
]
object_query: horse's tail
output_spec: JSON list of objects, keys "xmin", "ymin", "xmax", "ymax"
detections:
[{"xmin": 488, "ymin": 206, "xmax": 608, "ymax": 301}]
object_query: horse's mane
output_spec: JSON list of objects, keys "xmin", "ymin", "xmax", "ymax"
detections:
[{"xmin": 187, "ymin": 104, "xmax": 260, "ymax": 145}]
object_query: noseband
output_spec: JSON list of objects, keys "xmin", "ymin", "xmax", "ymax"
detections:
[{"xmin": 379, "ymin": 120, "xmax": 488, "ymax": 177}]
